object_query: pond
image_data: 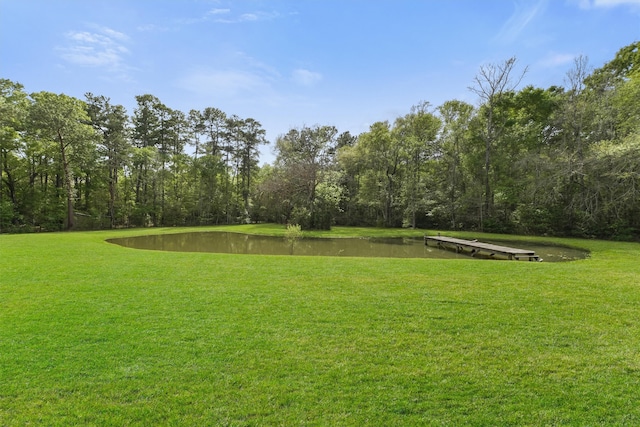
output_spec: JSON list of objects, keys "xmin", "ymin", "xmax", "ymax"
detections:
[{"xmin": 107, "ymin": 232, "xmax": 588, "ymax": 262}]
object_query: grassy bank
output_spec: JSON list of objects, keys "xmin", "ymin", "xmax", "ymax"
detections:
[{"xmin": 1, "ymin": 225, "xmax": 639, "ymax": 425}]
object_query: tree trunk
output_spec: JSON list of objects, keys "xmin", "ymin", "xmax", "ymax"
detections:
[
  {"xmin": 484, "ymin": 106, "xmax": 493, "ymax": 224},
  {"xmin": 58, "ymin": 134, "xmax": 75, "ymax": 230},
  {"xmin": 109, "ymin": 166, "xmax": 117, "ymax": 228}
]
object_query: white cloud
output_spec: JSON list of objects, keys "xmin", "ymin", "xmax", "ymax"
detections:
[
  {"xmin": 494, "ymin": 0, "xmax": 548, "ymax": 43},
  {"xmin": 181, "ymin": 7, "xmax": 279, "ymax": 25},
  {"xmin": 538, "ymin": 52, "xmax": 576, "ymax": 67},
  {"xmin": 177, "ymin": 49, "xmax": 286, "ymax": 99},
  {"xmin": 574, "ymin": 0, "xmax": 640, "ymax": 8},
  {"xmin": 240, "ymin": 13, "xmax": 259, "ymax": 21},
  {"xmin": 233, "ymin": 51, "xmax": 281, "ymax": 78},
  {"xmin": 214, "ymin": 11, "xmax": 280, "ymax": 24},
  {"xmin": 207, "ymin": 8, "xmax": 230, "ymax": 16},
  {"xmin": 292, "ymin": 68, "xmax": 323, "ymax": 86},
  {"xmin": 136, "ymin": 24, "xmax": 169, "ymax": 32},
  {"xmin": 594, "ymin": 0, "xmax": 640, "ymax": 6},
  {"xmin": 57, "ymin": 26, "xmax": 131, "ymax": 73},
  {"xmin": 178, "ymin": 69, "xmax": 271, "ymax": 97},
  {"xmin": 179, "ymin": 8, "xmax": 230, "ymax": 25},
  {"xmin": 60, "ymin": 45, "xmax": 122, "ymax": 67},
  {"xmin": 94, "ymin": 25, "xmax": 129, "ymax": 42}
]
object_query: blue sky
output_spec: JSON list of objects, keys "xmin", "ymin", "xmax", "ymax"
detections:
[{"xmin": 1, "ymin": 0, "xmax": 639, "ymax": 163}]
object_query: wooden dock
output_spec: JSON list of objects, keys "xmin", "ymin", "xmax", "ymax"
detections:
[{"xmin": 424, "ymin": 235, "xmax": 540, "ymax": 261}]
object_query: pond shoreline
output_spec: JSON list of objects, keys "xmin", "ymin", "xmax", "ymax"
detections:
[{"xmin": 108, "ymin": 231, "xmax": 588, "ymax": 262}]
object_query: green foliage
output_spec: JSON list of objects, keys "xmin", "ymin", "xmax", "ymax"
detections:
[
  {"xmin": 27, "ymin": 91, "xmax": 99, "ymax": 230},
  {"xmin": 2, "ymin": 42, "xmax": 640, "ymax": 239},
  {"xmin": 590, "ymin": 40, "xmax": 639, "ymax": 82},
  {"xmin": 0, "ymin": 199, "xmax": 15, "ymax": 231},
  {"xmin": 513, "ymin": 204, "xmax": 555, "ymax": 235},
  {"xmin": 273, "ymin": 125, "xmax": 338, "ymax": 230},
  {"xmin": 289, "ymin": 206, "xmax": 311, "ymax": 230},
  {"xmin": 284, "ymin": 222, "xmax": 303, "ymax": 242}
]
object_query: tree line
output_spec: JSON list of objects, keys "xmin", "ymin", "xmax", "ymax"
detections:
[{"xmin": 1, "ymin": 42, "xmax": 638, "ymax": 239}]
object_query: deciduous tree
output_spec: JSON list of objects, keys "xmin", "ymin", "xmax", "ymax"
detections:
[
  {"xmin": 469, "ymin": 57, "xmax": 527, "ymax": 228},
  {"xmin": 28, "ymin": 92, "xmax": 97, "ymax": 230}
]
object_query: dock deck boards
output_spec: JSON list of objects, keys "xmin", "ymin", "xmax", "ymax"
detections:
[{"xmin": 425, "ymin": 235, "xmax": 540, "ymax": 261}]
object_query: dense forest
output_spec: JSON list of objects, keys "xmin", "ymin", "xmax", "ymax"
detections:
[{"xmin": 1, "ymin": 42, "xmax": 638, "ymax": 239}]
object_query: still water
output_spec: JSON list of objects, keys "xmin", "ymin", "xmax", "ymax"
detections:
[{"xmin": 107, "ymin": 232, "xmax": 588, "ymax": 262}]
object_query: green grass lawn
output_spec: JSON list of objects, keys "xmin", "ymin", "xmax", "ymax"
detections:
[{"xmin": 1, "ymin": 225, "xmax": 639, "ymax": 426}]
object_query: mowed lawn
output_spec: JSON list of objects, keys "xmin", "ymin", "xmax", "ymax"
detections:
[{"xmin": 1, "ymin": 225, "xmax": 639, "ymax": 426}]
